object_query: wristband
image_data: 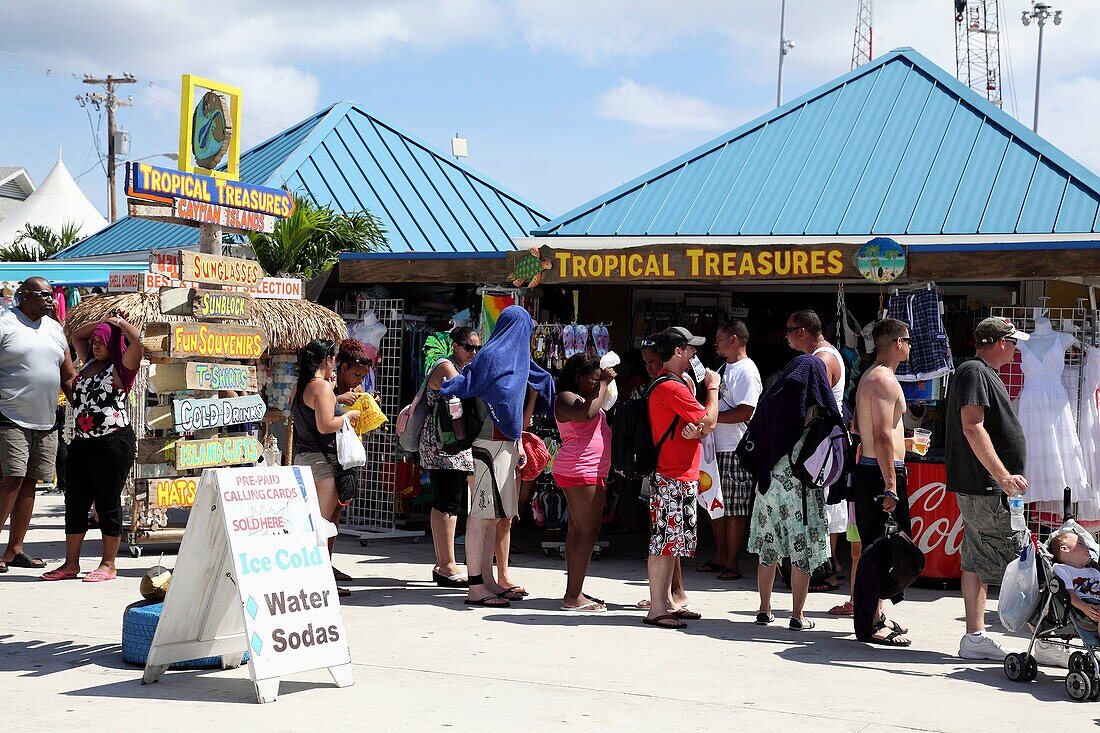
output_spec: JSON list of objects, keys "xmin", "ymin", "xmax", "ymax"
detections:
[
  {"xmin": 707, "ymin": 387, "xmax": 720, "ymax": 391},
  {"xmin": 884, "ymin": 491, "xmax": 898, "ymax": 500}
]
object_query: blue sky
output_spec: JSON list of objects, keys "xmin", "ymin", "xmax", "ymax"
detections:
[{"xmin": 4, "ymin": 1, "xmax": 1100, "ymax": 221}]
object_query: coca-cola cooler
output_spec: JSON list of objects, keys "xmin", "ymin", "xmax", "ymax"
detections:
[{"xmin": 906, "ymin": 460, "xmax": 963, "ymax": 584}]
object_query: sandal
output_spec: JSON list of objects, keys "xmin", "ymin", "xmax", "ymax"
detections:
[
  {"xmin": 433, "ymin": 570, "xmax": 470, "ymax": 588},
  {"xmin": 788, "ymin": 618, "xmax": 816, "ymax": 631},
  {"xmin": 876, "ymin": 614, "xmax": 908, "ymax": 635},
  {"xmin": 8, "ymin": 552, "xmax": 46, "ymax": 569},
  {"xmin": 696, "ymin": 560, "xmax": 723, "ymax": 573},
  {"xmin": 717, "ymin": 568, "xmax": 743, "ymax": 581},
  {"xmin": 82, "ymin": 569, "xmax": 116, "ymax": 583},
  {"xmin": 828, "ymin": 601, "xmax": 855, "ymax": 616},
  {"xmin": 465, "ymin": 595, "xmax": 510, "ymax": 608},
  {"xmin": 672, "ymin": 608, "xmax": 702, "ymax": 620},
  {"xmin": 808, "ymin": 580, "xmax": 840, "ymax": 593},
  {"xmin": 642, "ymin": 614, "xmax": 686, "ymax": 629},
  {"xmin": 40, "ymin": 568, "xmax": 80, "ymax": 581},
  {"xmin": 755, "ymin": 611, "xmax": 775, "ymax": 625},
  {"xmin": 636, "ymin": 599, "xmax": 651, "ymax": 609},
  {"xmin": 0, "ymin": 560, "xmax": 6, "ymax": 574},
  {"xmin": 864, "ymin": 629, "xmax": 912, "ymax": 647},
  {"xmin": 333, "ymin": 567, "xmax": 353, "ymax": 582},
  {"xmin": 501, "ymin": 585, "xmax": 528, "ymax": 597}
]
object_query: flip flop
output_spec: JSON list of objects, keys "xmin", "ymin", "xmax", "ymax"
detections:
[
  {"xmin": 0, "ymin": 560, "xmax": 7, "ymax": 574},
  {"xmin": 718, "ymin": 568, "xmax": 743, "ymax": 581},
  {"xmin": 82, "ymin": 570, "xmax": 116, "ymax": 583},
  {"xmin": 333, "ymin": 567, "xmax": 353, "ymax": 582},
  {"xmin": 433, "ymin": 570, "xmax": 469, "ymax": 588},
  {"xmin": 636, "ymin": 599, "xmax": 651, "ymax": 609},
  {"xmin": 9, "ymin": 552, "xmax": 46, "ymax": 569},
  {"xmin": 788, "ymin": 618, "xmax": 816, "ymax": 631},
  {"xmin": 40, "ymin": 569, "xmax": 80, "ymax": 581},
  {"xmin": 672, "ymin": 608, "xmax": 702, "ymax": 620},
  {"xmin": 497, "ymin": 589, "xmax": 525, "ymax": 602},
  {"xmin": 561, "ymin": 601, "xmax": 606, "ymax": 612},
  {"xmin": 502, "ymin": 585, "xmax": 528, "ymax": 597},
  {"xmin": 864, "ymin": 629, "xmax": 912, "ymax": 647},
  {"xmin": 696, "ymin": 560, "xmax": 723, "ymax": 573},
  {"xmin": 808, "ymin": 580, "xmax": 840, "ymax": 593},
  {"xmin": 642, "ymin": 614, "xmax": 686, "ymax": 629},
  {"xmin": 465, "ymin": 596, "xmax": 510, "ymax": 608}
]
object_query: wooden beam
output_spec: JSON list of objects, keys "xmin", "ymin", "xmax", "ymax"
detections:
[
  {"xmin": 338, "ymin": 256, "xmax": 515, "ymax": 284},
  {"xmin": 909, "ymin": 249, "xmax": 1100, "ymax": 281}
]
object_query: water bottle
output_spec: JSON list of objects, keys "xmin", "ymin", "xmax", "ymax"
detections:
[
  {"xmin": 447, "ymin": 396, "xmax": 465, "ymax": 442},
  {"xmin": 1008, "ymin": 494, "xmax": 1026, "ymax": 532}
]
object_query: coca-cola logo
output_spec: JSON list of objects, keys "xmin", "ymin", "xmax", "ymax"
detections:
[{"xmin": 908, "ymin": 481, "xmax": 964, "ymax": 558}]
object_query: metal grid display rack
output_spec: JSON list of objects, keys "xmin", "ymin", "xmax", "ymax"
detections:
[
  {"xmin": 990, "ymin": 301, "xmax": 1100, "ymax": 534},
  {"xmin": 340, "ymin": 298, "xmax": 421, "ymax": 542}
]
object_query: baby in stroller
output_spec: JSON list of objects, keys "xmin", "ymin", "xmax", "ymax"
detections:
[{"xmin": 1002, "ymin": 517, "xmax": 1100, "ymax": 701}]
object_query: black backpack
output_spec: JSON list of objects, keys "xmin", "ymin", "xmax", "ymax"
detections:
[
  {"xmin": 610, "ymin": 374, "xmax": 681, "ymax": 480},
  {"xmin": 436, "ymin": 396, "xmax": 485, "ymax": 455}
]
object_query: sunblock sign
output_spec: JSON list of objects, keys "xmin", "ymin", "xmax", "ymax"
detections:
[{"xmin": 126, "ymin": 162, "xmax": 294, "ymax": 218}]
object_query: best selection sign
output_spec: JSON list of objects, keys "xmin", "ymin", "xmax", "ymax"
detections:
[{"xmin": 126, "ymin": 162, "xmax": 294, "ymax": 218}]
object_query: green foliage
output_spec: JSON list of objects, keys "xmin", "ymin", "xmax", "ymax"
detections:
[
  {"xmin": 246, "ymin": 194, "xmax": 388, "ymax": 278},
  {"xmin": 0, "ymin": 221, "xmax": 83, "ymax": 261}
]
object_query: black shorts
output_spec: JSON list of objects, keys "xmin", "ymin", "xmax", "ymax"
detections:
[
  {"xmin": 851, "ymin": 462, "xmax": 911, "ymax": 544},
  {"xmin": 430, "ymin": 469, "xmax": 470, "ymax": 515}
]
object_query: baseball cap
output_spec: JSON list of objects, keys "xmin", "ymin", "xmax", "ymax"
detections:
[
  {"xmin": 654, "ymin": 326, "xmax": 706, "ymax": 352},
  {"xmin": 974, "ymin": 316, "xmax": 1030, "ymax": 344}
]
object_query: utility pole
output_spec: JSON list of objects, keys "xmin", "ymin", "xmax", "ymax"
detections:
[
  {"xmin": 777, "ymin": 0, "xmax": 795, "ymax": 107},
  {"xmin": 77, "ymin": 73, "xmax": 137, "ymax": 221}
]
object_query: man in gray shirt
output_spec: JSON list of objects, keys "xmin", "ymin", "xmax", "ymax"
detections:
[{"xmin": 0, "ymin": 277, "xmax": 74, "ymax": 572}]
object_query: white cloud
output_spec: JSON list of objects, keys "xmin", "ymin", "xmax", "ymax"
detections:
[
  {"xmin": 212, "ymin": 65, "xmax": 322, "ymax": 145},
  {"xmin": 596, "ymin": 79, "xmax": 739, "ymax": 132}
]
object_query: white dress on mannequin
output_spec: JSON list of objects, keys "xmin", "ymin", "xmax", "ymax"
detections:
[
  {"xmin": 1015, "ymin": 319, "xmax": 1090, "ymax": 503},
  {"xmin": 1076, "ymin": 346, "xmax": 1100, "ymax": 521}
]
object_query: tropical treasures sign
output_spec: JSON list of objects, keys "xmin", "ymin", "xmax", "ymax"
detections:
[
  {"xmin": 126, "ymin": 161, "xmax": 294, "ymax": 218},
  {"xmin": 531, "ymin": 243, "xmax": 907, "ymax": 283}
]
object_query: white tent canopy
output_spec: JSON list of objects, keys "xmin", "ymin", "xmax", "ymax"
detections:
[{"xmin": 0, "ymin": 158, "xmax": 107, "ymax": 247}]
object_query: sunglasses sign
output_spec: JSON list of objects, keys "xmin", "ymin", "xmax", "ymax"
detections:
[{"xmin": 527, "ymin": 243, "xmax": 906, "ymax": 283}]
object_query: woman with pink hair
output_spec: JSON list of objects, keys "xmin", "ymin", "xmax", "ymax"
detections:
[{"xmin": 42, "ymin": 310, "xmax": 143, "ymax": 582}]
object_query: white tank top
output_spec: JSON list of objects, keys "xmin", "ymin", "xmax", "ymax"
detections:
[{"xmin": 813, "ymin": 344, "xmax": 846, "ymax": 409}]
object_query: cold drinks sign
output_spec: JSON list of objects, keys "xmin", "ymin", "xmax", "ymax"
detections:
[{"xmin": 143, "ymin": 466, "xmax": 352, "ymax": 703}]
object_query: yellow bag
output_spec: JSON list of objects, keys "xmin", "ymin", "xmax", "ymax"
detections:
[{"xmin": 350, "ymin": 393, "xmax": 387, "ymax": 436}]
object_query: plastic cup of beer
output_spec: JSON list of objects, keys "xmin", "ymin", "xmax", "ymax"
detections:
[{"xmin": 912, "ymin": 428, "xmax": 931, "ymax": 456}]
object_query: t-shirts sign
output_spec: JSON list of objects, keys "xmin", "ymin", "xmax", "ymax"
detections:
[{"xmin": 143, "ymin": 466, "xmax": 352, "ymax": 703}]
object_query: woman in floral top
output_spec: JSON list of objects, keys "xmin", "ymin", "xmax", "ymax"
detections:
[
  {"xmin": 41, "ymin": 311, "xmax": 142, "ymax": 583},
  {"xmin": 420, "ymin": 326, "xmax": 479, "ymax": 587}
]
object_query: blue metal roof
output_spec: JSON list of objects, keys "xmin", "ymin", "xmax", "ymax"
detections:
[
  {"xmin": 0, "ymin": 261, "xmax": 149, "ymax": 286},
  {"xmin": 57, "ymin": 102, "xmax": 547, "ymax": 259},
  {"xmin": 535, "ymin": 48, "xmax": 1100, "ymax": 238}
]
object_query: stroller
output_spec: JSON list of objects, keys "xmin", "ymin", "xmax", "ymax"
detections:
[{"xmin": 1002, "ymin": 489, "xmax": 1100, "ymax": 701}]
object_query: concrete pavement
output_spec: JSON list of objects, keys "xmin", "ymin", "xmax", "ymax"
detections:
[{"xmin": 0, "ymin": 493, "xmax": 1093, "ymax": 731}]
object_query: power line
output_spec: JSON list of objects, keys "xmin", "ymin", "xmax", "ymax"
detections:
[{"xmin": 77, "ymin": 73, "xmax": 137, "ymax": 222}]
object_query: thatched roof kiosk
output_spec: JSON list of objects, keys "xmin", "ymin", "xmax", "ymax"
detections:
[{"xmin": 64, "ymin": 291, "xmax": 347, "ymax": 352}]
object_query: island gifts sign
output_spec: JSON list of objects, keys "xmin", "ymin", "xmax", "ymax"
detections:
[
  {"xmin": 143, "ymin": 466, "xmax": 352, "ymax": 703},
  {"xmin": 528, "ymin": 243, "xmax": 907, "ymax": 283}
]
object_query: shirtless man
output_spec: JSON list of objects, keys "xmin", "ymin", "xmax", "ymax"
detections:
[{"xmin": 852, "ymin": 318, "xmax": 912, "ymax": 646}]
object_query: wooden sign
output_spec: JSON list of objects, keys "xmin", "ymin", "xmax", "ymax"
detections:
[
  {"xmin": 108, "ymin": 271, "xmax": 144, "ymax": 292},
  {"xmin": 175, "ymin": 435, "xmax": 263, "ymax": 470},
  {"xmin": 180, "ymin": 250, "xmax": 265, "ymax": 287},
  {"xmin": 150, "ymin": 476, "xmax": 198, "ymax": 509},
  {"xmin": 524, "ymin": 243, "xmax": 900, "ymax": 284},
  {"xmin": 172, "ymin": 394, "xmax": 267, "ymax": 433},
  {"xmin": 159, "ymin": 288, "xmax": 253, "ymax": 320},
  {"xmin": 143, "ymin": 466, "xmax": 352, "ymax": 703},
  {"xmin": 173, "ymin": 198, "xmax": 276, "ymax": 233},
  {"xmin": 143, "ymin": 322, "xmax": 267, "ymax": 360},
  {"xmin": 148, "ymin": 362, "xmax": 258, "ymax": 394},
  {"xmin": 150, "ymin": 252, "xmax": 303, "ymax": 299}
]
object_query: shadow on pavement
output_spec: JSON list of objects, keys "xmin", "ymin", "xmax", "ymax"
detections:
[{"xmin": 0, "ymin": 633, "xmax": 123, "ymax": 677}]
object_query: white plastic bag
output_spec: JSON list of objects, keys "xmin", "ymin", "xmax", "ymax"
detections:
[
  {"xmin": 998, "ymin": 536, "xmax": 1040, "ymax": 632},
  {"xmin": 336, "ymin": 418, "xmax": 367, "ymax": 469},
  {"xmin": 600, "ymin": 350, "xmax": 621, "ymax": 411}
]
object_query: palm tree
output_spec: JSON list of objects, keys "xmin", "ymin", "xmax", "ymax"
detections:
[
  {"xmin": 246, "ymin": 195, "xmax": 388, "ymax": 279},
  {"xmin": 0, "ymin": 221, "xmax": 83, "ymax": 261}
]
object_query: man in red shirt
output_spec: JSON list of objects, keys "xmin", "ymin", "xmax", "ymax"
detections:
[{"xmin": 644, "ymin": 327, "xmax": 720, "ymax": 629}]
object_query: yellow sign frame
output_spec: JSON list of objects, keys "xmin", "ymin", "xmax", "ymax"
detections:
[{"xmin": 178, "ymin": 74, "xmax": 242, "ymax": 181}]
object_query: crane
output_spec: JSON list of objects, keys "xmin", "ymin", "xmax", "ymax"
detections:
[
  {"xmin": 851, "ymin": 0, "xmax": 873, "ymax": 69},
  {"xmin": 954, "ymin": 0, "xmax": 1003, "ymax": 108}
]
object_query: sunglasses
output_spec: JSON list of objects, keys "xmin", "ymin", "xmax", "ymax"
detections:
[
  {"xmin": 898, "ymin": 336, "xmax": 912, "ymax": 344},
  {"xmin": 19, "ymin": 289, "xmax": 52, "ymax": 299},
  {"xmin": 457, "ymin": 342, "xmax": 481, "ymax": 353},
  {"xmin": 344, "ymin": 357, "xmax": 372, "ymax": 366}
]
